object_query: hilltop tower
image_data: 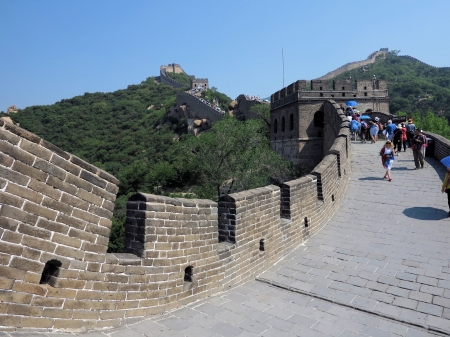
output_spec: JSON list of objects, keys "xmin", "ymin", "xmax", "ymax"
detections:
[{"xmin": 270, "ymin": 79, "xmax": 389, "ymax": 171}]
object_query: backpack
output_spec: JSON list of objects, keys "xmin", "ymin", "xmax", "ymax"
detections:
[{"xmin": 376, "ymin": 122, "xmax": 383, "ymax": 131}]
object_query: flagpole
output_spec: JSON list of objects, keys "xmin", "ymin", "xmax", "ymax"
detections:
[{"xmin": 282, "ymin": 47, "xmax": 285, "ymax": 88}]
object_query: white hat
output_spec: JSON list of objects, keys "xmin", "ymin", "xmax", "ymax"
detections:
[
  {"xmin": 398, "ymin": 124, "xmax": 402, "ymax": 128},
  {"xmin": 374, "ymin": 117, "xmax": 379, "ymax": 122},
  {"xmin": 388, "ymin": 120, "xmax": 392, "ymax": 124}
]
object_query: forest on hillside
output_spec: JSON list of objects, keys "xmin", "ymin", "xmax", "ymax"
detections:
[
  {"xmin": 9, "ymin": 78, "xmax": 293, "ymax": 252},
  {"xmin": 333, "ymin": 51, "xmax": 450, "ymax": 118}
]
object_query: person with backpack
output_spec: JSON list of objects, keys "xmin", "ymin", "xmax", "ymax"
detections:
[
  {"xmin": 374, "ymin": 117, "xmax": 383, "ymax": 141},
  {"xmin": 380, "ymin": 140, "xmax": 395, "ymax": 182},
  {"xmin": 369, "ymin": 121, "xmax": 379, "ymax": 143},
  {"xmin": 393, "ymin": 125, "xmax": 403, "ymax": 155},
  {"xmin": 412, "ymin": 129, "xmax": 426, "ymax": 169},
  {"xmin": 406, "ymin": 119, "xmax": 416, "ymax": 147},
  {"xmin": 385, "ymin": 120, "xmax": 397, "ymax": 141},
  {"xmin": 360, "ymin": 120, "xmax": 368, "ymax": 143},
  {"xmin": 350, "ymin": 119, "xmax": 360, "ymax": 141}
]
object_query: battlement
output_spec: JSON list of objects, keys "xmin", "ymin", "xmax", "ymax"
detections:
[{"xmin": 0, "ymin": 102, "xmax": 350, "ymax": 332}]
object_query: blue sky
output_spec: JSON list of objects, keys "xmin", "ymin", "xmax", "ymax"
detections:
[{"xmin": 1, "ymin": 0, "xmax": 449, "ymax": 111}]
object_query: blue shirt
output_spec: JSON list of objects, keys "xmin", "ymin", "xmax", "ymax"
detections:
[
  {"xmin": 385, "ymin": 123, "xmax": 397, "ymax": 135},
  {"xmin": 350, "ymin": 120, "xmax": 360, "ymax": 131}
]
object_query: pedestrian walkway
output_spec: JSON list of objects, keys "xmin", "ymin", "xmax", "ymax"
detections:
[{"xmin": 5, "ymin": 142, "xmax": 450, "ymax": 337}]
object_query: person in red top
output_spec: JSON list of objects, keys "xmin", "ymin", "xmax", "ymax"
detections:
[{"xmin": 400, "ymin": 123, "xmax": 407, "ymax": 152}]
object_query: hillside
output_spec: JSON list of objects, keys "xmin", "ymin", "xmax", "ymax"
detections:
[
  {"xmin": 331, "ymin": 51, "xmax": 450, "ymax": 118},
  {"xmin": 9, "ymin": 76, "xmax": 291, "ymax": 252}
]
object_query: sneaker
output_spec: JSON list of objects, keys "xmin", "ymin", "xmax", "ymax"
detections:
[{"xmin": 415, "ymin": 167, "xmax": 420, "ymax": 170}]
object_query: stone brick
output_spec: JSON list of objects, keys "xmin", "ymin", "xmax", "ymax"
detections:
[
  {"xmin": 61, "ymin": 192, "xmax": 89, "ymax": 210},
  {"xmin": 36, "ymin": 218, "xmax": 70, "ymax": 235},
  {"xmin": 82, "ymin": 242, "xmax": 107, "ymax": 254},
  {"xmin": 72, "ymin": 208, "xmax": 100, "ymax": 224},
  {"xmin": 0, "ymin": 152, "xmax": 14, "ymax": 167},
  {"xmin": 4, "ymin": 123, "xmax": 41, "ymax": 143},
  {"xmin": 1, "ymin": 205, "xmax": 38, "ymax": 225},
  {"xmin": 53, "ymin": 319, "xmax": 85, "ymax": 330},
  {"xmin": 12, "ymin": 281, "xmax": 47, "ymax": 296},
  {"xmin": 23, "ymin": 200, "xmax": 57, "ymax": 220},
  {"xmin": 77, "ymin": 188, "xmax": 103, "ymax": 206},
  {"xmin": 0, "ymin": 128, "xmax": 20, "ymax": 145},
  {"xmin": 42, "ymin": 308, "xmax": 74, "ymax": 319},
  {"xmin": 46, "ymin": 175, "xmax": 77, "ymax": 194},
  {"xmin": 5, "ymin": 182, "xmax": 43, "ymax": 204},
  {"xmin": 28, "ymin": 178, "xmax": 61, "ymax": 200},
  {"xmin": 0, "ymin": 315, "xmax": 22, "ymax": 327},
  {"xmin": 51, "ymin": 278, "xmax": 86, "ymax": 289},
  {"xmin": 56, "ymin": 213, "xmax": 86, "ymax": 230},
  {"xmin": 31, "ymin": 296, "xmax": 65, "ymax": 307},
  {"xmin": 22, "ymin": 234, "xmax": 57, "ymax": 252},
  {"xmin": 7, "ymin": 303, "xmax": 43, "ymax": 316},
  {"xmin": 50, "ymin": 154, "xmax": 80, "ymax": 175},
  {"xmin": 106, "ymin": 182, "xmax": 119, "ymax": 195},
  {"xmin": 65, "ymin": 173, "xmax": 93, "ymax": 191},
  {"xmin": 94, "ymin": 185, "xmax": 116, "ymax": 201},
  {"xmin": 55, "ymin": 245, "xmax": 85, "ymax": 260},
  {"xmin": 70, "ymin": 155, "xmax": 98, "ymax": 173},
  {"xmin": 0, "ymin": 217, "xmax": 19, "ymax": 231},
  {"xmin": 18, "ymin": 223, "xmax": 51, "ymax": 239},
  {"xmin": 22, "ymin": 246, "xmax": 42, "ymax": 260},
  {"xmin": 80, "ymin": 170, "xmax": 107, "ymax": 189},
  {"xmin": 75, "ymin": 290, "xmax": 103, "ymax": 300},
  {"xmin": 41, "ymin": 139, "xmax": 70, "ymax": 160},
  {"xmin": 46, "ymin": 287, "xmax": 77, "ymax": 299},
  {"xmin": 0, "ymin": 140, "xmax": 35, "ymax": 165},
  {"xmin": 0, "ymin": 265, "xmax": 26, "ymax": 280},
  {"xmin": 102, "ymin": 199, "xmax": 115, "ymax": 212},
  {"xmin": 42, "ymin": 196, "xmax": 73, "ymax": 215},
  {"xmin": 20, "ymin": 316, "xmax": 55, "ymax": 328},
  {"xmin": 10, "ymin": 256, "xmax": 43, "ymax": 273},
  {"xmin": 12, "ymin": 160, "xmax": 47, "ymax": 181},
  {"xmin": 89, "ymin": 204, "xmax": 113, "ymax": 219},
  {"xmin": 33, "ymin": 158, "xmax": 66, "ymax": 180},
  {"xmin": 0, "ymin": 166, "xmax": 29, "ymax": 186},
  {"xmin": 0, "ymin": 191, "xmax": 24, "ymax": 208},
  {"xmin": 1, "ymin": 229, "xmax": 23, "ymax": 244},
  {"xmin": 52, "ymin": 232, "xmax": 82, "ymax": 249},
  {"xmin": 0, "ymin": 276, "xmax": 14, "ymax": 290},
  {"xmin": 19, "ymin": 139, "xmax": 52, "ymax": 161},
  {"xmin": 98, "ymin": 169, "xmax": 119, "ymax": 185}
]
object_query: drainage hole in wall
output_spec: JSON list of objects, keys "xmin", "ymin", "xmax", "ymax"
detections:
[
  {"xmin": 259, "ymin": 239, "xmax": 265, "ymax": 251},
  {"xmin": 40, "ymin": 259, "xmax": 62, "ymax": 284},
  {"xmin": 332, "ymin": 194, "xmax": 335, "ymax": 202},
  {"xmin": 184, "ymin": 266, "xmax": 193, "ymax": 282},
  {"xmin": 304, "ymin": 217, "xmax": 309, "ymax": 228}
]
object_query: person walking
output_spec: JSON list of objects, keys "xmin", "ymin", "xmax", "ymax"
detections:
[
  {"xmin": 385, "ymin": 120, "xmax": 397, "ymax": 141},
  {"xmin": 369, "ymin": 121, "xmax": 379, "ymax": 143},
  {"xmin": 412, "ymin": 129, "xmax": 426, "ymax": 169},
  {"xmin": 374, "ymin": 117, "xmax": 383, "ymax": 141},
  {"xmin": 350, "ymin": 119, "xmax": 360, "ymax": 141},
  {"xmin": 441, "ymin": 166, "xmax": 450, "ymax": 216},
  {"xmin": 380, "ymin": 140, "xmax": 395, "ymax": 181},
  {"xmin": 360, "ymin": 120, "xmax": 368, "ymax": 143},
  {"xmin": 393, "ymin": 125, "xmax": 403, "ymax": 155},
  {"xmin": 406, "ymin": 119, "xmax": 416, "ymax": 147},
  {"xmin": 401, "ymin": 123, "xmax": 407, "ymax": 152}
]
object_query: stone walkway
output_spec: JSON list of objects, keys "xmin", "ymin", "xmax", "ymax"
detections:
[{"xmin": 4, "ymin": 141, "xmax": 450, "ymax": 337}]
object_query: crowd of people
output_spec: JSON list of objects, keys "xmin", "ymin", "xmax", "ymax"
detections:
[
  {"xmin": 185, "ymin": 89, "xmax": 225, "ymax": 114},
  {"xmin": 350, "ymin": 115, "xmax": 429, "ymax": 182},
  {"xmin": 244, "ymin": 95, "xmax": 263, "ymax": 102}
]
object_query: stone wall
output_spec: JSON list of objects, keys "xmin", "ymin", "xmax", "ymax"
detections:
[
  {"xmin": 0, "ymin": 101, "xmax": 350, "ymax": 332},
  {"xmin": 423, "ymin": 131, "xmax": 450, "ymax": 160},
  {"xmin": 176, "ymin": 92, "xmax": 225, "ymax": 123}
]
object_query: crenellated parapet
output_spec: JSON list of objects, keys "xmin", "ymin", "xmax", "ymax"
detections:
[{"xmin": 0, "ymin": 99, "xmax": 351, "ymax": 332}]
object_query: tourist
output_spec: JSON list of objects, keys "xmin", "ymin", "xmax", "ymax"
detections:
[
  {"xmin": 384, "ymin": 120, "xmax": 396, "ymax": 141},
  {"xmin": 412, "ymin": 129, "xmax": 426, "ymax": 169},
  {"xmin": 380, "ymin": 140, "xmax": 395, "ymax": 182},
  {"xmin": 401, "ymin": 123, "xmax": 407, "ymax": 152},
  {"xmin": 350, "ymin": 119, "xmax": 360, "ymax": 141},
  {"xmin": 369, "ymin": 121, "xmax": 379, "ymax": 143},
  {"xmin": 441, "ymin": 160, "xmax": 450, "ymax": 216},
  {"xmin": 393, "ymin": 125, "xmax": 403, "ymax": 155},
  {"xmin": 406, "ymin": 119, "xmax": 416, "ymax": 147},
  {"xmin": 374, "ymin": 117, "xmax": 383, "ymax": 141},
  {"xmin": 360, "ymin": 120, "xmax": 368, "ymax": 143}
]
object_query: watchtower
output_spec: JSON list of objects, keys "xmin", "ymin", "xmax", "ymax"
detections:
[{"xmin": 270, "ymin": 79, "xmax": 389, "ymax": 171}]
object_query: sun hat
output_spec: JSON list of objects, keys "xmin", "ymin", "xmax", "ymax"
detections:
[{"xmin": 374, "ymin": 117, "xmax": 379, "ymax": 122}]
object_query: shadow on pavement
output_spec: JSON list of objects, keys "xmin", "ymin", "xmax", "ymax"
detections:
[
  {"xmin": 403, "ymin": 207, "xmax": 449, "ymax": 220},
  {"xmin": 359, "ymin": 177, "xmax": 384, "ymax": 181},
  {"xmin": 391, "ymin": 167, "xmax": 409, "ymax": 171}
]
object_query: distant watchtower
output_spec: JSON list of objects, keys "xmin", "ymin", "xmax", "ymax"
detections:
[
  {"xmin": 192, "ymin": 78, "xmax": 209, "ymax": 90},
  {"xmin": 270, "ymin": 79, "xmax": 389, "ymax": 171}
]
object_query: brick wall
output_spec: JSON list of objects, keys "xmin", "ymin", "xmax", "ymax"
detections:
[{"xmin": 0, "ymin": 98, "xmax": 352, "ymax": 332}]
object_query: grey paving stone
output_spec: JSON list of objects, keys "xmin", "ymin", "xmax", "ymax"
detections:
[
  {"xmin": 416, "ymin": 275, "xmax": 438, "ymax": 286},
  {"xmin": 378, "ymin": 275, "xmax": 400, "ymax": 286},
  {"xmin": 338, "ymin": 331, "xmax": 364, "ymax": 337},
  {"xmin": 370, "ymin": 290, "xmax": 394, "ymax": 304},
  {"xmin": 398, "ymin": 280, "xmax": 421, "ymax": 291},
  {"xmin": 259, "ymin": 327, "xmax": 295, "ymax": 337},
  {"xmin": 214, "ymin": 309, "xmax": 247, "ymax": 325},
  {"xmin": 408, "ymin": 290, "xmax": 432, "ymax": 303},
  {"xmin": 419, "ymin": 284, "xmax": 444, "ymax": 296},
  {"xmin": 331, "ymin": 290, "xmax": 356, "ymax": 304},
  {"xmin": 438, "ymin": 279, "xmax": 450, "ymax": 289},
  {"xmin": 286, "ymin": 314, "xmax": 316, "ymax": 327},
  {"xmin": 109, "ymin": 327, "xmax": 144, "ymax": 337},
  {"xmin": 327, "ymin": 272, "xmax": 349, "ymax": 282},
  {"xmin": 432, "ymin": 295, "xmax": 450, "ymax": 308},
  {"xmin": 195, "ymin": 303, "xmax": 227, "ymax": 316},
  {"xmin": 329, "ymin": 281, "xmax": 352, "ymax": 292},
  {"xmin": 210, "ymin": 322, "xmax": 245, "ymax": 337},
  {"xmin": 287, "ymin": 324, "xmax": 325, "ymax": 337},
  {"xmin": 399, "ymin": 308, "xmax": 427, "ymax": 326},
  {"xmin": 373, "ymin": 302, "xmax": 402, "ymax": 318},
  {"xmin": 176, "ymin": 325, "xmax": 218, "ymax": 337},
  {"xmin": 264, "ymin": 316, "xmax": 295, "ymax": 332},
  {"xmin": 386, "ymin": 286, "xmax": 410, "ymax": 297},
  {"xmin": 310, "ymin": 285, "xmax": 334, "ymax": 298},
  {"xmin": 306, "ymin": 299, "xmax": 332, "ymax": 312},
  {"xmin": 426, "ymin": 314, "xmax": 450, "ymax": 334},
  {"xmin": 392, "ymin": 297, "xmax": 418, "ymax": 310},
  {"xmin": 366, "ymin": 281, "xmax": 389, "ymax": 292},
  {"xmin": 264, "ymin": 306, "xmax": 293, "ymax": 320},
  {"xmin": 358, "ymin": 325, "xmax": 392, "ymax": 337},
  {"xmin": 377, "ymin": 319, "xmax": 409, "ymax": 336},
  {"xmin": 311, "ymin": 321, "xmax": 343, "ymax": 336},
  {"xmin": 348, "ymin": 285, "xmax": 372, "ymax": 297},
  {"xmin": 237, "ymin": 319, "xmax": 269, "ymax": 334},
  {"xmin": 240, "ymin": 308, "xmax": 272, "ymax": 323},
  {"xmin": 396, "ymin": 272, "xmax": 417, "ymax": 282},
  {"xmin": 351, "ymin": 295, "xmax": 378, "ymax": 310},
  {"xmin": 405, "ymin": 328, "xmax": 436, "ymax": 337},
  {"xmin": 416, "ymin": 302, "xmax": 443, "ymax": 317},
  {"xmin": 158, "ymin": 317, "xmax": 191, "ymax": 331}
]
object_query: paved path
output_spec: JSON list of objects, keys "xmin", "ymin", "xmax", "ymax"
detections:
[{"xmin": 4, "ymin": 142, "xmax": 450, "ymax": 337}]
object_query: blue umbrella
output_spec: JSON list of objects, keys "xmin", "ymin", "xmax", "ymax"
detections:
[
  {"xmin": 359, "ymin": 115, "xmax": 371, "ymax": 120},
  {"xmin": 441, "ymin": 156, "xmax": 450, "ymax": 168},
  {"xmin": 346, "ymin": 100, "xmax": 358, "ymax": 107}
]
